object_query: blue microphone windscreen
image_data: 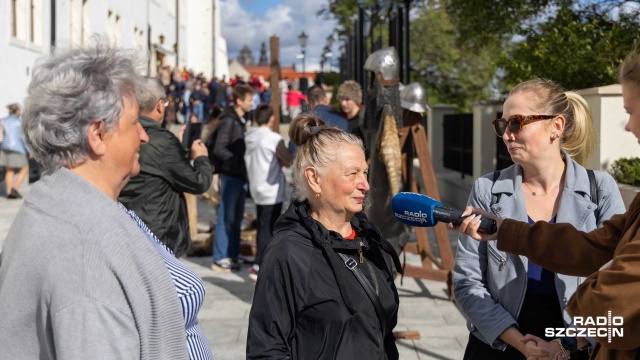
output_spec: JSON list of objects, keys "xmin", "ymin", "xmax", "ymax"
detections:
[{"xmin": 391, "ymin": 192, "xmax": 443, "ymax": 227}]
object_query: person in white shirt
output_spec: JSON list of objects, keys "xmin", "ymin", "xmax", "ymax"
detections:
[{"xmin": 244, "ymin": 103, "xmax": 292, "ymax": 281}]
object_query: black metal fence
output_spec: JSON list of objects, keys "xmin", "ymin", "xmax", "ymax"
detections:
[
  {"xmin": 495, "ymin": 111, "xmax": 513, "ymax": 170},
  {"xmin": 443, "ymin": 113, "xmax": 473, "ymax": 177}
]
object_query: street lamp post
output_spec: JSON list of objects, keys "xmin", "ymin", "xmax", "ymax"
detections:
[
  {"xmin": 324, "ymin": 35, "xmax": 334, "ymax": 73},
  {"xmin": 322, "ymin": 47, "xmax": 332, "ymax": 73},
  {"xmin": 298, "ymin": 31, "xmax": 308, "ymax": 76}
]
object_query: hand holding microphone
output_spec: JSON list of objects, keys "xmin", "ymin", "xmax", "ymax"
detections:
[{"xmin": 391, "ymin": 192, "xmax": 501, "ymax": 238}]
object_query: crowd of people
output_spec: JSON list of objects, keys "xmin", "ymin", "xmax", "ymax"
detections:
[{"xmin": 2, "ymin": 40, "xmax": 640, "ymax": 360}]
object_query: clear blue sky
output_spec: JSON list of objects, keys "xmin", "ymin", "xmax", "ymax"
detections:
[{"xmin": 239, "ymin": 0, "xmax": 282, "ymax": 17}]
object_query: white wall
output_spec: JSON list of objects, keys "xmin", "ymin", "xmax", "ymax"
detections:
[
  {"xmin": 149, "ymin": 0, "xmax": 177, "ymax": 74},
  {"xmin": 185, "ymin": 0, "xmax": 213, "ymax": 79},
  {"xmin": 215, "ymin": 36, "xmax": 229, "ymax": 80},
  {"xmin": 2, "ymin": 0, "xmax": 229, "ymax": 110},
  {"xmin": 580, "ymin": 84, "xmax": 638, "ymax": 171},
  {"xmin": 472, "ymin": 101, "xmax": 502, "ymax": 178},
  {"xmin": 0, "ymin": 0, "xmax": 50, "ymax": 111},
  {"xmin": 213, "ymin": 0, "xmax": 229, "ymax": 79}
]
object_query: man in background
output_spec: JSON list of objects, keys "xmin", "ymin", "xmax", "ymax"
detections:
[
  {"xmin": 119, "ymin": 77, "xmax": 213, "ymax": 257},
  {"xmin": 307, "ymin": 85, "xmax": 348, "ymax": 131},
  {"xmin": 338, "ymin": 80, "xmax": 366, "ymax": 142}
]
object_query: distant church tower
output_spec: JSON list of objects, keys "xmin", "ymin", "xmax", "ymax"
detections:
[
  {"xmin": 237, "ymin": 45, "xmax": 255, "ymax": 66},
  {"xmin": 258, "ymin": 42, "xmax": 268, "ymax": 66}
]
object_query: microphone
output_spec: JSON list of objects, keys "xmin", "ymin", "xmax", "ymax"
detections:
[{"xmin": 391, "ymin": 192, "xmax": 497, "ymax": 234}]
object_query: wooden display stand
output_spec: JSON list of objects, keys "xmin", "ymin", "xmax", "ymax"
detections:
[
  {"xmin": 269, "ymin": 35, "xmax": 281, "ymax": 134},
  {"xmin": 398, "ymin": 123, "xmax": 455, "ymax": 301}
]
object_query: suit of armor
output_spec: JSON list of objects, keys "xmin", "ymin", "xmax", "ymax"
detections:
[{"xmin": 362, "ymin": 48, "xmax": 408, "ymax": 255}]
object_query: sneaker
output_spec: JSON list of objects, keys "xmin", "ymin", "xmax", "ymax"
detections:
[
  {"xmin": 230, "ymin": 259, "xmax": 241, "ymax": 270},
  {"xmin": 210, "ymin": 258, "xmax": 232, "ymax": 273},
  {"xmin": 248, "ymin": 267, "xmax": 258, "ymax": 282}
]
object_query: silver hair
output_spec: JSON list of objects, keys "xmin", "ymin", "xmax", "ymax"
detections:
[
  {"xmin": 291, "ymin": 131, "xmax": 365, "ymax": 203},
  {"xmin": 21, "ymin": 44, "xmax": 144, "ymax": 170},
  {"xmin": 138, "ymin": 77, "xmax": 166, "ymax": 114}
]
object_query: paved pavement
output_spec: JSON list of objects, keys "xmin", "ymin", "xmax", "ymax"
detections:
[{"xmin": 0, "ymin": 178, "xmax": 470, "ymax": 359}]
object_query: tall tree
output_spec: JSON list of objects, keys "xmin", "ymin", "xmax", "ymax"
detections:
[
  {"xmin": 411, "ymin": 1, "xmax": 500, "ymax": 109},
  {"xmin": 500, "ymin": 2, "xmax": 640, "ymax": 90},
  {"xmin": 444, "ymin": 0, "xmax": 640, "ymax": 91}
]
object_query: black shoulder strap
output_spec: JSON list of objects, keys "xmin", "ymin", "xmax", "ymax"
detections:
[
  {"xmin": 587, "ymin": 169, "xmax": 600, "ymax": 221},
  {"xmin": 338, "ymin": 253, "xmax": 386, "ymax": 337},
  {"xmin": 491, "ymin": 170, "xmax": 502, "ymax": 206}
]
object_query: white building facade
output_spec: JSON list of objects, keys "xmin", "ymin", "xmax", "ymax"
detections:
[{"xmin": 1, "ymin": 0, "xmax": 229, "ymax": 112}]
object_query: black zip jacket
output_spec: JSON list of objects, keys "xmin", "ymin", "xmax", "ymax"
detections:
[
  {"xmin": 119, "ymin": 116, "xmax": 213, "ymax": 257},
  {"xmin": 212, "ymin": 108, "xmax": 247, "ymax": 180},
  {"xmin": 247, "ymin": 201, "xmax": 402, "ymax": 360}
]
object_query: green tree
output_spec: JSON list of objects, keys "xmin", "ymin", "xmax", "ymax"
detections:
[
  {"xmin": 318, "ymin": 0, "xmax": 395, "ymax": 39},
  {"xmin": 320, "ymin": 0, "xmax": 499, "ymax": 110},
  {"xmin": 411, "ymin": 1, "xmax": 500, "ymax": 109},
  {"xmin": 444, "ymin": 0, "xmax": 551, "ymax": 47},
  {"xmin": 443, "ymin": 0, "xmax": 640, "ymax": 92},
  {"xmin": 500, "ymin": 2, "xmax": 640, "ymax": 90}
]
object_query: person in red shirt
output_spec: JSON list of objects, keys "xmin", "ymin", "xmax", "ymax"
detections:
[{"xmin": 286, "ymin": 84, "xmax": 307, "ymax": 120}]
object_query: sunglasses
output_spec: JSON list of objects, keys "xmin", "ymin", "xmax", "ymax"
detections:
[{"xmin": 492, "ymin": 114, "xmax": 557, "ymax": 137}]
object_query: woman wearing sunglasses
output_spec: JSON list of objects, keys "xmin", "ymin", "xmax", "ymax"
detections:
[{"xmin": 453, "ymin": 78, "xmax": 625, "ymax": 359}]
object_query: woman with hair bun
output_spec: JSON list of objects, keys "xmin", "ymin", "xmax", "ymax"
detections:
[
  {"xmin": 453, "ymin": 78, "xmax": 625, "ymax": 359},
  {"xmin": 246, "ymin": 114, "xmax": 403, "ymax": 359}
]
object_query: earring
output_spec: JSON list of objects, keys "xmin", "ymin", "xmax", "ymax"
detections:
[{"xmin": 315, "ymin": 193, "xmax": 320, "ymax": 199}]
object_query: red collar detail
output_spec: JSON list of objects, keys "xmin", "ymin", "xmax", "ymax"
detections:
[{"xmin": 344, "ymin": 226, "xmax": 357, "ymax": 240}]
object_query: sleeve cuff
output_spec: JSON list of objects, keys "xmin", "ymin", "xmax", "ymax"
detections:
[{"xmin": 497, "ymin": 219, "xmax": 524, "ymax": 254}]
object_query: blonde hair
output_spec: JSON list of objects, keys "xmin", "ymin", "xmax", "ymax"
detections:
[
  {"xmin": 289, "ymin": 113, "xmax": 364, "ymax": 202},
  {"xmin": 509, "ymin": 79, "xmax": 595, "ymax": 165}
]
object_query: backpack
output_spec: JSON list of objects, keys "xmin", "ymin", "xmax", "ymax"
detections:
[{"xmin": 205, "ymin": 126, "xmax": 223, "ymax": 173}]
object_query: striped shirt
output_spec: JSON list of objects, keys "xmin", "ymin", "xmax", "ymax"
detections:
[{"xmin": 121, "ymin": 204, "xmax": 214, "ymax": 360}]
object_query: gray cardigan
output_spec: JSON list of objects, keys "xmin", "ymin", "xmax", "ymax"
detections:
[
  {"xmin": 0, "ymin": 168, "xmax": 189, "ymax": 359},
  {"xmin": 453, "ymin": 155, "xmax": 626, "ymax": 350}
]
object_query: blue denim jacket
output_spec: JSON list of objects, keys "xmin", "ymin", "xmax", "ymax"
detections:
[
  {"xmin": 1, "ymin": 114, "xmax": 28, "ymax": 155},
  {"xmin": 453, "ymin": 154, "xmax": 626, "ymax": 350}
]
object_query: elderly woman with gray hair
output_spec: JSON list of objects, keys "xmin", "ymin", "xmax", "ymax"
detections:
[
  {"xmin": 247, "ymin": 114, "xmax": 403, "ymax": 359},
  {"xmin": 0, "ymin": 45, "xmax": 212, "ymax": 360}
]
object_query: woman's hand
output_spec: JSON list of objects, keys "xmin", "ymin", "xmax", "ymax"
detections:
[
  {"xmin": 447, "ymin": 206, "xmax": 503, "ymax": 241},
  {"xmin": 521, "ymin": 335, "xmax": 567, "ymax": 360},
  {"xmin": 521, "ymin": 340, "xmax": 553, "ymax": 360}
]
